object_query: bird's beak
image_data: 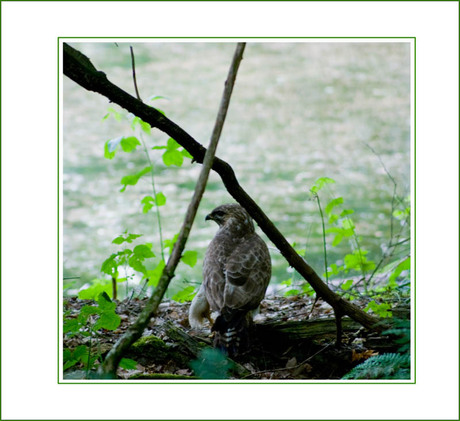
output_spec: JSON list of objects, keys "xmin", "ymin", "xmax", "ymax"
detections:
[{"xmin": 205, "ymin": 213, "xmax": 213, "ymax": 222}]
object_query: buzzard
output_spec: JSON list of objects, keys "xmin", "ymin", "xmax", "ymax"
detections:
[{"xmin": 189, "ymin": 203, "xmax": 271, "ymax": 356}]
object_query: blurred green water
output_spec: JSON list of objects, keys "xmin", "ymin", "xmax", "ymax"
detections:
[{"xmin": 63, "ymin": 41, "xmax": 411, "ymax": 297}]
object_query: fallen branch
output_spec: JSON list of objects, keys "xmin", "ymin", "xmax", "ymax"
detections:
[
  {"xmin": 96, "ymin": 43, "xmax": 246, "ymax": 377},
  {"xmin": 63, "ymin": 43, "xmax": 382, "ymax": 340}
]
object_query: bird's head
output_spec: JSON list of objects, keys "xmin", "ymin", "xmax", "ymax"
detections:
[{"xmin": 205, "ymin": 203, "xmax": 255, "ymax": 234}]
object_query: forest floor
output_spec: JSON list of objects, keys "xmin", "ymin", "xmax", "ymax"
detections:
[{"xmin": 63, "ymin": 293, "xmax": 410, "ymax": 381}]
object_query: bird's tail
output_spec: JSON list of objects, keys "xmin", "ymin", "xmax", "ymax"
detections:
[{"xmin": 212, "ymin": 308, "xmax": 251, "ymax": 357}]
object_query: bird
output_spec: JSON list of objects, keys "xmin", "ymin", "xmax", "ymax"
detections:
[{"xmin": 189, "ymin": 203, "xmax": 271, "ymax": 356}]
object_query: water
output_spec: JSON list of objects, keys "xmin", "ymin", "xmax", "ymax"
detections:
[{"xmin": 63, "ymin": 41, "xmax": 411, "ymax": 297}]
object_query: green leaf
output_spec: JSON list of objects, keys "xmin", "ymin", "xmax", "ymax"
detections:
[
  {"xmin": 284, "ymin": 289, "xmax": 300, "ymax": 297},
  {"xmin": 112, "ymin": 233, "xmax": 142, "ymax": 245},
  {"xmin": 96, "ymin": 292, "xmax": 116, "ymax": 311},
  {"xmin": 63, "ymin": 318, "xmax": 80, "ymax": 334},
  {"xmin": 120, "ymin": 167, "xmax": 152, "ymax": 192},
  {"xmin": 119, "ymin": 358, "xmax": 138, "ymax": 370},
  {"xmin": 73, "ymin": 345, "xmax": 89, "ymax": 361},
  {"xmin": 340, "ymin": 209, "xmax": 354, "ymax": 217},
  {"xmin": 181, "ymin": 250, "xmax": 198, "ymax": 268},
  {"xmin": 101, "ymin": 253, "xmax": 118, "ymax": 275},
  {"xmin": 181, "ymin": 149, "xmax": 193, "ymax": 159},
  {"xmin": 120, "ymin": 136, "xmax": 141, "ymax": 152},
  {"xmin": 104, "ymin": 137, "xmax": 122, "ymax": 159},
  {"xmin": 133, "ymin": 244, "xmax": 155, "ymax": 259},
  {"xmin": 141, "ymin": 196, "xmax": 154, "ymax": 213},
  {"xmin": 164, "ymin": 233, "xmax": 179, "ymax": 254},
  {"xmin": 155, "ymin": 192, "xmax": 167, "ymax": 206},
  {"xmin": 172, "ymin": 286, "xmax": 196, "ymax": 303},
  {"xmin": 341, "ymin": 218, "xmax": 355, "ymax": 231},
  {"xmin": 128, "ymin": 254, "xmax": 147, "ymax": 274},
  {"xmin": 78, "ymin": 305, "xmax": 100, "ymax": 324},
  {"xmin": 103, "ymin": 107, "xmax": 122, "ymax": 122},
  {"xmin": 388, "ymin": 256, "xmax": 411, "ymax": 288},
  {"xmin": 78, "ymin": 279, "xmax": 113, "ymax": 300},
  {"xmin": 324, "ymin": 197, "xmax": 344, "ymax": 216},
  {"xmin": 93, "ymin": 311, "xmax": 121, "ymax": 331},
  {"xmin": 147, "ymin": 260, "xmax": 166, "ymax": 287},
  {"xmin": 131, "ymin": 117, "xmax": 151, "ymax": 134},
  {"xmin": 162, "ymin": 149, "xmax": 184, "ymax": 167},
  {"xmin": 341, "ymin": 279, "xmax": 354, "ymax": 291},
  {"xmin": 166, "ymin": 138, "xmax": 181, "ymax": 150},
  {"xmin": 310, "ymin": 177, "xmax": 335, "ymax": 193},
  {"xmin": 365, "ymin": 300, "xmax": 392, "ymax": 318}
]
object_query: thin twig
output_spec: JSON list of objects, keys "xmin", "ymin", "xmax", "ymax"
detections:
[
  {"xmin": 98, "ymin": 43, "xmax": 246, "ymax": 377},
  {"xmin": 130, "ymin": 46, "xmax": 142, "ymax": 102},
  {"xmin": 313, "ymin": 192, "xmax": 329, "ymax": 284}
]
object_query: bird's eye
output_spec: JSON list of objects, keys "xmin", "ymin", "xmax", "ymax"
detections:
[{"xmin": 213, "ymin": 210, "xmax": 225, "ymax": 218}]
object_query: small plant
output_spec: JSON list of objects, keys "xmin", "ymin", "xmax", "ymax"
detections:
[
  {"xmin": 81, "ymin": 97, "xmax": 199, "ymax": 301},
  {"xmin": 190, "ymin": 348, "xmax": 234, "ymax": 379},
  {"xmin": 63, "ymin": 292, "xmax": 137, "ymax": 377},
  {"xmin": 343, "ymin": 318, "xmax": 410, "ymax": 380}
]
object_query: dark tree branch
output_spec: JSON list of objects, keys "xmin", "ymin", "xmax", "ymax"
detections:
[{"xmin": 63, "ymin": 43, "xmax": 382, "ymax": 336}]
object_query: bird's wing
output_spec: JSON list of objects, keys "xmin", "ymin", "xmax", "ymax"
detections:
[
  {"xmin": 223, "ymin": 233, "xmax": 271, "ymax": 310},
  {"xmin": 202, "ymin": 237, "xmax": 227, "ymax": 311}
]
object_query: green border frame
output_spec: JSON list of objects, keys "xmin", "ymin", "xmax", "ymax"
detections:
[{"xmin": 58, "ymin": 36, "xmax": 416, "ymax": 385}]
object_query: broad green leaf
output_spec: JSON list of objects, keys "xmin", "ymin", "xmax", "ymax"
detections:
[
  {"xmin": 101, "ymin": 254, "xmax": 118, "ymax": 275},
  {"xmin": 133, "ymin": 244, "xmax": 155, "ymax": 259},
  {"xmin": 97, "ymin": 292, "xmax": 116, "ymax": 311},
  {"xmin": 93, "ymin": 311, "xmax": 121, "ymax": 331},
  {"xmin": 310, "ymin": 177, "xmax": 335, "ymax": 193},
  {"xmin": 63, "ymin": 359, "xmax": 78, "ymax": 371},
  {"xmin": 324, "ymin": 197, "xmax": 343, "ymax": 216},
  {"xmin": 111, "ymin": 233, "xmax": 142, "ymax": 245},
  {"xmin": 181, "ymin": 250, "xmax": 198, "ymax": 268},
  {"xmin": 73, "ymin": 345, "xmax": 89, "ymax": 360},
  {"xmin": 121, "ymin": 136, "xmax": 141, "ymax": 152},
  {"xmin": 104, "ymin": 137, "xmax": 122, "ymax": 159},
  {"xmin": 147, "ymin": 260, "xmax": 166, "ymax": 287},
  {"xmin": 166, "ymin": 138, "xmax": 181, "ymax": 150},
  {"xmin": 63, "ymin": 318, "xmax": 80, "ymax": 334},
  {"xmin": 119, "ymin": 358, "xmax": 138, "ymax": 370},
  {"xmin": 162, "ymin": 149, "xmax": 184, "ymax": 167},
  {"xmin": 128, "ymin": 254, "xmax": 147, "ymax": 274},
  {"xmin": 155, "ymin": 192, "xmax": 166, "ymax": 206},
  {"xmin": 120, "ymin": 167, "xmax": 152, "ymax": 192},
  {"xmin": 365, "ymin": 300, "xmax": 392, "ymax": 318},
  {"xmin": 340, "ymin": 209, "xmax": 354, "ymax": 217},
  {"xmin": 141, "ymin": 196, "xmax": 155, "ymax": 213},
  {"xmin": 341, "ymin": 218, "xmax": 355, "ymax": 230},
  {"xmin": 78, "ymin": 305, "xmax": 100, "ymax": 324},
  {"xmin": 78, "ymin": 279, "xmax": 112, "ymax": 300}
]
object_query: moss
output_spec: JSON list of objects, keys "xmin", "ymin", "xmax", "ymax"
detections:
[{"xmin": 129, "ymin": 335, "xmax": 189, "ymax": 366}]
